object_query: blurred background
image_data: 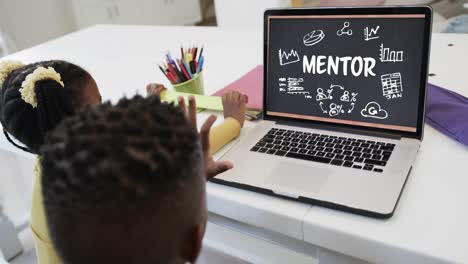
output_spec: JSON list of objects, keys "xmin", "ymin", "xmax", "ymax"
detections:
[{"xmin": 1, "ymin": 0, "xmax": 468, "ymax": 58}]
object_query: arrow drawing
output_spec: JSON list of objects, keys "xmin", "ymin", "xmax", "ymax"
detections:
[{"xmin": 319, "ymin": 102, "xmax": 328, "ymax": 113}]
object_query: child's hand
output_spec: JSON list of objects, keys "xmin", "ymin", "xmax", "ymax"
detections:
[
  {"xmin": 222, "ymin": 91, "xmax": 249, "ymax": 127},
  {"xmin": 178, "ymin": 96, "xmax": 233, "ymax": 180},
  {"xmin": 146, "ymin": 83, "xmax": 167, "ymax": 96}
]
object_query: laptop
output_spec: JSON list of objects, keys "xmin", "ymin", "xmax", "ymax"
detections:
[{"xmin": 213, "ymin": 6, "xmax": 432, "ymax": 219}]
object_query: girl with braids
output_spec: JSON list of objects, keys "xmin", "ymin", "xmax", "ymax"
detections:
[{"xmin": 0, "ymin": 60, "xmax": 248, "ymax": 263}]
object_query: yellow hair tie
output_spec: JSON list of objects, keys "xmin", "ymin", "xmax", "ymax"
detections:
[
  {"xmin": 0, "ymin": 60, "xmax": 24, "ymax": 88},
  {"xmin": 19, "ymin": 66, "xmax": 64, "ymax": 108}
]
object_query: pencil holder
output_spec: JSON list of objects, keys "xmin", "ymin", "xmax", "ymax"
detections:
[{"xmin": 172, "ymin": 73, "xmax": 204, "ymax": 95}]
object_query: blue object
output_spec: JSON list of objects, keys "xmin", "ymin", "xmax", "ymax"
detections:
[
  {"xmin": 182, "ymin": 60, "xmax": 193, "ymax": 79},
  {"xmin": 443, "ymin": 15, "xmax": 468, "ymax": 34},
  {"xmin": 198, "ymin": 56, "xmax": 205, "ymax": 73}
]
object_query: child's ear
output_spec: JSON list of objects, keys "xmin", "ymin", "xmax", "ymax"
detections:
[{"xmin": 182, "ymin": 225, "xmax": 205, "ymax": 263}]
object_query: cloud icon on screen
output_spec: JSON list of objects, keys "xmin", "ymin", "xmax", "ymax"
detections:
[{"xmin": 361, "ymin": 102, "xmax": 388, "ymax": 119}]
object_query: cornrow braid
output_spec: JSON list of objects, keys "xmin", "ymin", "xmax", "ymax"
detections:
[
  {"xmin": 40, "ymin": 95, "xmax": 202, "ymax": 263},
  {"xmin": 0, "ymin": 60, "xmax": 90, "ymax": 153}
]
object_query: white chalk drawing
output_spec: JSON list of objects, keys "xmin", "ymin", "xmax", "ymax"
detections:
[
  {"xmin": 327, "ymin": 88, "xmax": 334, "ymax": 100},
  {"xmin": 279, "ymin": 49, "xmax": 300, "ymax": 66},
  {"xmin": 319, "ymin": 102, "xmax": 328, "ymax": 114},
  {"xmin": 361, "ymin": 102, "xmax": 388, "ymax": 119},
  {"xmin": 288, "ymin": 78, "xmax": 304, "ymax": 90},
  {"xmin": 379, "ymin": 44, "xmax": 403, "ymax": 63},
  {"xmin": 330, "ymin": 84, "xmax": 344, "ymax": 89},
  {"xmin": 348, "ymin": 103, "xmax": 355, "ymax": 114},
  {"xmin": 316, "ymin": 88, "xmax": 329, "ymax": 101},
  {"xmin": 337, "ymin": 21, "xmax": 353, "ymax": 36},
  {"xmin": 329, "ymin": 84, "xmax": 347, "ymax": 100},
  {"xmin": 290, "ymin": 91, "xmax": 310, "ymax": 96},
  {"xmin": 364, "ymin": 26, "xmax": 380, "ymax": 41},
  {"xmin": 381, "ymin": 73, "xmax": 403, "ymax": 100},
  {"xmin": 303, "ymin": 30, "xmax": 325, "ymax": 46},
  {"xmin": 315, "ymin": 84, "xmax": 358, "ymax": 117},
  {"xmin": 279, "ymin": 77, "xmax": 307, "ymax": 95},
  {"xmin": 329, "ymin": 103, "xmax": 345, "ymax": 117},
  {"xmin": 340, "ymin": 91, "xmax": 350, "ymax": 102}
]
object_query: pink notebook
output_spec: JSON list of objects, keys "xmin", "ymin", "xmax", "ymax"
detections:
[{"xmin": 212, "ymin": 65, "xmax": 263, "ymax": 110}]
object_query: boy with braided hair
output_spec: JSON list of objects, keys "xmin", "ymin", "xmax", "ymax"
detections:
[{"xmin": 40, "ymin": 95, "xmax": 221, "ymax": 263}]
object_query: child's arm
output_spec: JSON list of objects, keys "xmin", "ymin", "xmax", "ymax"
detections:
[
  {"xmin": 146, "ymin": 84, "xmax": 248, "ymax": 153},
  {"xmin": 209, "ymin": 91, "xmax": 248, "ymax": 155}
]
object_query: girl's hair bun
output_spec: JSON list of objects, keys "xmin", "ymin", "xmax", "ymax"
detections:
[
  {"xmin": 20, "ymin": 66, "xmax": 64, "ymax": 108},
  {"xmin": 0, "ymin": 60, "xmax": 24, "ymax": 88}
]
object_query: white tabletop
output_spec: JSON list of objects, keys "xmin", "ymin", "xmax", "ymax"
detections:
[
  {"xmin": 1, "ymin": 25, "xmax": 467, "ymax": 263},
  {"xmin": 302, "ymin": 33, "xmax": 468, "ymax": 264}
]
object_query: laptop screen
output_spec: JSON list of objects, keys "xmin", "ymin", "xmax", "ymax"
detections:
[{"xmin": 265, "ymin": 12, "xmax": 429, "ymax": 134}]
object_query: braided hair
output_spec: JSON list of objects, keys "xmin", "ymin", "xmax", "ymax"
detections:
[
  {"xmin": 40, "ymin": 95, "xmax": 203, "ymax": 263},
  {"xmin": 0, "ymin": 60, "xmax": 91, "ymax": 154}
]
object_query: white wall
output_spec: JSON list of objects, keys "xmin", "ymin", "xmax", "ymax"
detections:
[
  {"xmin": 0, "ymin": 0, "xmax": 77, "ymax": 51},
  {"xmin": 72, "ymin": 0, "xmax": 201, "ymax": 29},
  {"xmin": 215, "ymin": 0, "xmax": 292, "ymax": 30},
  {"xmin": 0, "ymin": 0, "xmax": 203, "ymax": 52}
]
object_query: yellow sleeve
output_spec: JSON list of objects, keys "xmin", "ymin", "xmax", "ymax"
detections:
[
  {"xmin": 31, "ymin": 158, "xmax": 63, "ymax": 264},
  {"xmin": 209, "ymin": 117, "xmax": 241, "ymax": 155}
]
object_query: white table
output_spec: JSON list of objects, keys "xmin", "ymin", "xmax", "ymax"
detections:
[{"xmin": 1, "ymin": 25, "xmax": 467, "ymax": 263}]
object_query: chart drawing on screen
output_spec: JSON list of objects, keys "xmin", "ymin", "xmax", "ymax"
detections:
[
  {"xmin": 315, "ymin": 84, "xmax": 358, "ymax": 117},
  {"xmin": 303, "ymin": 30, "xmax": 325, "ymax": 46},
  {"xmin": 361, "ymin": 102, "xmax": 389, "ymax": 119},
  {"xmin": 364, "ymin": 26, "xmax": 380, "ymax": 41},
  {"xmin": 381, "ymin": 73, "xmax": 403, "ymax": 100},
  {"xmin": 279, "ymin": 49, "xmax": 300, "ymax": 66},
  {"xmin": 279, "ymin": 77, "xmax": 311, "ymax": 98},
  {"xmin": 279, "ymin": 77, "xmax": 304, "ymax": 92},
  {"xmin": 337, "ymin": 21, "xmax": 353, "ymax": 36},
  {"xmin": 379, "ymin": 44, "xmax": 404, "ymax": 62}
]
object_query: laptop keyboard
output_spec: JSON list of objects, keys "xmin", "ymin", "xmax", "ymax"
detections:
[{"xmin": 250, "ymin": 128, "xmax": 395, "ymax": 173}]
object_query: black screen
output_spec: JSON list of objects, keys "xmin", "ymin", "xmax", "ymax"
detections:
[{"xmin": 266, "ymin": 14, "xmax": 427, "ymax": 133}]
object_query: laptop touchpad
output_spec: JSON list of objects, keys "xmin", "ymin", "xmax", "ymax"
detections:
[{"xmin": 265, "ymin": 162, "xmax": 329, "ymax": 195}]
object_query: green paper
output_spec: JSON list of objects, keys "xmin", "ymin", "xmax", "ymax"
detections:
[{"xmin": 160, "ymin": 90, "xmax": 224, "ymax": 111}]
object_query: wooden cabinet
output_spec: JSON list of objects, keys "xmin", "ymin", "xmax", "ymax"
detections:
[{"xmin": 72, "ymin": 0, "xmax": 202, "ymax": 28}]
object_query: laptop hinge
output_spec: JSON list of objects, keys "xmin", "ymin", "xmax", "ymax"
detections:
[{"xmin": 276, "ymin": 119, "xmax": 402, "ymax": 140}]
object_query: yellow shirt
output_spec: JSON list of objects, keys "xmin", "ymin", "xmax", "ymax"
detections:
[{"xmin": 30, "ymin": 118, "xmax": 241, "ymax": 263}]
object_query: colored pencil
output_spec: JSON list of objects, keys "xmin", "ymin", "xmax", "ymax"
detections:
[
  {"xmin": 170, "ymin": 61, "xmax": 186, "ymax": 82},
  {"xmin": 197, "ymin": 56, "xmax": 204, "ymax": 73},
  {"xmin": 158, "ymin": 65, "xmax": 169, "ymax": 79},
  {"xmin": 165, "ymin": 70, "xmax": 176, "ymax": 84},
  {"xmin": 178, "ymin": 59, "xmax": 191, "ymax": 80},
  {"xmin": 159, "ymin": 44, "xmax": 204, "ymax": 84},
  {"xmin": 182, "ymin": 59, "xmax": 193, "ymax": 79},
  {"xmin": 192, "ymin": 47, "xmax": 197, "ymax": 58},
  {"xmin": 198, "ymin": 46, "xmax": 204, "ymax": 61},
  {"xmin": 190, "ymin": 61, "xmax": 196, "ymax": 75},
  {"xmin": 166, "ymin": 62, "xmax": 180, "ymax": 83},
  {"xmin": 186, "ymin": 53, "xmax": 193, "ymax": 65}
]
